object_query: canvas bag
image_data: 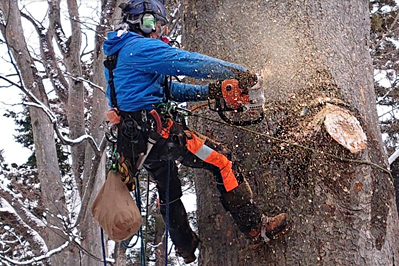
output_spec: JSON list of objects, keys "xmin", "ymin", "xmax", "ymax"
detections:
[{"xmin": 92, "ymin": 170, "xmax": 141, "ymax": 241}]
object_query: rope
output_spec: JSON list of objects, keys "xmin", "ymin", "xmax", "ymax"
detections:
[
  {"xmin": 186, "ymin": 112, "xmax": 391, "ymax": 176},
  {"xmin": 120, "ymin": 177, "xmax": 146, "ymax": 265},
  {"xmin": 144, "ymin": 172, "xmax": 150, "ymax": 256},
  {"xmin": 164, "ymin": 157, "xmax": 171, "ymax": 266},
  {"xmin": 100, "ymin": 228, "xmax": 107, "ymax": 266}
]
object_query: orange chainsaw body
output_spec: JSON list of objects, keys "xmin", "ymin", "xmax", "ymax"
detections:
[{"xmin": 221, "ymin": 79, "xmax": 249, "ymax": 109}]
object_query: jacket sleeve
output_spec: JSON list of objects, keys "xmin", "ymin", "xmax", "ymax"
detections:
[
  {"xmin": 170, "ymin": 81, "xmax": 209, "ymax": 102},
  {"xmin": 124, "ymin": 38, "xmax": 247, "ymax": 80}
]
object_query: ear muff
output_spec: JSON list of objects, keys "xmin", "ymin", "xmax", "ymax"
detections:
[{"xmin": 140, "ymin": 13, "xmax": 156, "ymax": 34}]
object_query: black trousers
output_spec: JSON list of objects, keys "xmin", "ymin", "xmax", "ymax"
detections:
[{"xmin": 118, "ymin": 111, "xmax": 261, "ymax": 248}]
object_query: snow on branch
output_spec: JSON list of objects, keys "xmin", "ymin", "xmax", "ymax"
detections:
[
  {"xmin": 0, "ymin": 187, "xmax": 46, "ymax": 231},
  {"xmin": 0, "ymin": 239, "xmax": 69, "ymax": 265},
  {"xmin": 64, "ymin": 72, "xmax": 105, "ymax": 94},
  {"xmin": 0, "ymin": 197, "xmax": 48, "ymax": 254},
  {"xmin": 0, "ymin": 75, "xmax": 102, "ymax": 156}
]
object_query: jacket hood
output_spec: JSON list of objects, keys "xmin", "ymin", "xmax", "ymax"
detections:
[{"xmin": 103, "ymin": 30, "xmax": 142, "ymax": 56}]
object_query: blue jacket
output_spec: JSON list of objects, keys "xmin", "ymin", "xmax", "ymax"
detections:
[{"xmin": 103, "ymin": 30, "xmax": 247, "ymax": 112}]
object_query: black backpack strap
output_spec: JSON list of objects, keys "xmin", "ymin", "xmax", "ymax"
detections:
[
  {"xmin": 163, "ymin": 75, "xmax": 171, "ymax": 102},
  {"xmin": 104, "ymin": 50, "xmax": 120, "ymax": 108}
]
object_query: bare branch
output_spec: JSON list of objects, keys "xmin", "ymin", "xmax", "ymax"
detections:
[
  {"xmin": 0, "ymin": 188, "xmax": 46, "ymax": 233},
  {"xmin": 19, "ymin": 9, "xmax": 69, "ymax": 103},
  {"xmin": 0, "ymin": 75, "xmax": 102, "ymax": 156},
  {"xmin": 0, "ymin": 197, "xmax": 49, "ymax": 263},
  {"xmin": 0, "ymin": 239, "xmax": 69, "ymax": 265},
  {"xmin": 47, "ymin": 0, "xmax": 69, "ymax": 55},
  {"xmin": 389, "ymin": 152, "xmax": 399, "ymax": 166},
  {"xmin": 372, "ymin": 7, "xmax": 399, "ymax": 50},
  {"xmin": 64, "ymin": 72, "xmax": 105, "ymax": 94}
]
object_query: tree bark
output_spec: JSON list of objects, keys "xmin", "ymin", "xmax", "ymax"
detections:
[
  {"xmin": 76, "ymin": 0, "xmax": 116, "ymax": 263},
  {"xmin": 184, "ymin": 0, "xmax": 399, "ymax": 265},
  {"xmin": 0, "ymin": 1, "xmax": 76, "ymax": 265}
]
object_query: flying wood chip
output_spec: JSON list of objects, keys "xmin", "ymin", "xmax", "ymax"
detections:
[{"xmin": 323, "ymin": 104, "xmax": 367, "ymax": 153}]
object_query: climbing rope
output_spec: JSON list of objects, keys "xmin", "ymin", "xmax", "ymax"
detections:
[
  {"xmin": 164, "ymin": 155, "xmax": 171, "ymax": 266},
  {"xmin": 100, "ymin": 228, "xmax": 107, "ymax": 266},
  {"xmin": 121, "ymin": 177, "xmax": 146, "ymax": 265}
]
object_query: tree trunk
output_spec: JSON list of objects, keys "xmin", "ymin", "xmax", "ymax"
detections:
[
  {"xmin": 184, "ymin": 0, "xmax": 399, "ymax": 265},
  {"xmin": 78, "ymin": 1, "xmax": 120, "ymax": 264},
  {"xmin": 0, "ymin": 1, "xmax": 77, "ymax": 265},
  {"xmin": 63, "ymin": 0, "xmax": 87, "ymax": 183}
]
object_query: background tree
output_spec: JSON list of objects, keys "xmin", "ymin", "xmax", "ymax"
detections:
[
  {"xmin": 183, "ymin": 0, "xmax": 399, "ymax": 265},
  {"xmin": 370, "ymin": 0, "xmax": 399, "ymax": 216},
  {"xmin": 0, "ymin": 0, "xmax": 116, "ymax": 264}
]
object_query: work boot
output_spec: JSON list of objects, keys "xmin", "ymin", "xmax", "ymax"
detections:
[
  {"xmin": 175, "ymin": 233, "xmax": 200, "ymax": 264},
  {"xmin": 248, "ymin": 213, "xmax": 288, "ymax": 249}
]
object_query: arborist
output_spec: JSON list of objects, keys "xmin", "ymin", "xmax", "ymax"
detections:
[{"xmin": 103, "ymin": 0, "xmax": 287, "ymax": 263}]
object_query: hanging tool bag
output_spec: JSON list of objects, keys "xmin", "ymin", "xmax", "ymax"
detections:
[{"xmin": 91, "ymin": 170, "xmax": 141, "ymax": 241}]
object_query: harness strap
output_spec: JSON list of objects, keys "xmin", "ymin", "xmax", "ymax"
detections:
[{"xmin": 104, "ymin": 50, "xmax": 120, "ymax": 108}]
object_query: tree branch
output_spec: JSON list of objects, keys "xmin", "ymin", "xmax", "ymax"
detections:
[
  {"xmin": 19, "ymin": 9, "xmax": 69, "ymax": 103},
  {"xmin": 0, "ymin": 197, "xmax": 50, "ymax": 263},
  {"xmin": 64, "ymin": 72, "xmax": 105, "ymax": 94},
  {"xmin": 0, "ymin": 240, "xmax": 69, "ymax": 265},
  {"xmin": 0, "ymin": 188, "xmax": 46, "ymax": 233},
  {"xmin": 0, "ymin": 75, "xmax": 103, "ymax": 156},
  {"xmin": 47, "ymin": 0, "xmax": 69, "ymax": 55}
]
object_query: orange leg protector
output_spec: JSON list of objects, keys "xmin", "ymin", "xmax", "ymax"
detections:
[{"xmin": 185, "ymin": 132, "xmax": 239, "ymax": 192}]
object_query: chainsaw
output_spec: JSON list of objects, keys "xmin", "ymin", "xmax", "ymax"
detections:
[{"xmin": 208, "ymin": 74, "xmax": 265, "ymax": 126}]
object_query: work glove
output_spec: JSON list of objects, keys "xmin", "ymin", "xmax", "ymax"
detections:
[
  {"xmin": 208, "ymin": 69, "xmax": 258, "ymax": 99},
  {"xmin": 106, "ymin": 108, "xmax": 121, "ymax": 125},
  {"xmin": 208, "ymin": 80, "xmax": 222, "ymax": 99},
  {"xmin": 229, "ymin": 68, "xmax": 258, "ymax": 93}
]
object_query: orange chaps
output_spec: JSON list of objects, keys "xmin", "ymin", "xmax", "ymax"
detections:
[{"xmin": 185, "ymin": 131, "xmax": 238, "ymax": 192}]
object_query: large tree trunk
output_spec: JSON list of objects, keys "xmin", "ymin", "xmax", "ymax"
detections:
[{"xmin": 184, "ymin": 0, "xmax": 399, "ymax": 265}]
